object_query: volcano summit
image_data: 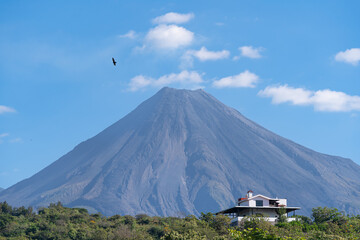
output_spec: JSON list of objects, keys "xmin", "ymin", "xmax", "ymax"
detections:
[{"xmin": 1, "ymin": 87, "xmax": 360, "ymax": 216}]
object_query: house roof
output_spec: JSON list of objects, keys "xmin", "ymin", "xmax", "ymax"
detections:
[
  {"xmin": 238, "ymin": 194, "xmax": 281, "ymax": 203},
  {"xmin": 216, "ymin": 206, "xmax": 301, "ymax": 215}
]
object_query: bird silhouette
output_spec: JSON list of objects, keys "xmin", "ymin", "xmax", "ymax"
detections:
[{"xmin": 112, "ymin": 57, "xmax": 117, "ymax": 66}]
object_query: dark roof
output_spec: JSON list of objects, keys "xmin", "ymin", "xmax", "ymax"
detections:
[{"xmin": 216, "ymin": 206, "xmax": 301, "ymax": 215}]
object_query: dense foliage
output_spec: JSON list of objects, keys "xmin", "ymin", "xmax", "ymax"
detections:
[{"xmin": 1, "ymin": 202, "xmax": 360, "ymax": 239}]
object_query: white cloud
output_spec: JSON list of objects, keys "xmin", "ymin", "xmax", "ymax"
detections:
[
  {"xmin": 335, "ymin": 48, "xmax": 360, "ymax": 65},
  {"xmin": 258, "ymin": 85, "xmax": 312, "ymax": 105},
  {"xmin": 152, "ymin": 12, "xmax": 194, "ymax": 24},
  {"xmin": 312, "ymin": 90, "xmax": 360, "ymax": 112},
  {"xmin": 10, "ymin": 138, "xmax": 22, "ymax": 143},
  {"xmin": 0, "ymin": 133, "xmax": 9, "ymax": 138},
  {"xmin": 129, "ymin": 75, "xmax": 152, "ymax": 91},
  {"xmin": 181, "ymin": 47, "xmax": 230, "ymax": 68},
  {"xmin": 188, "ymin": 47, "xmax": 230, "ymax": 61},
  {"xmin": 118, "ymin": 30, "xmax": 136, "ymax": 39},
  {"xmin": 0, "ymin": 133, "xmax": 9, "ymax": 144},
  {"xmin": 180, "ymin": 52, "xmax": 194, "ymax": 69},
  {"xmin": 129, "ymin": 70, "xmax": 204, "ymax": 91},
  {"xmin": 258, "ymin": 85, "xmax": 360, "ymax": 112},
  {"xmin": 145, "ymin": 24, "xmax": 194, "ymax": 50},
  {"xmin": 0, "ymin": 105, "xmax": 16, "ymax": 114},
  {"xmin": 238, "ymin": 46, "xmax": 263, "ymax": 59},
  {"xmin": 212, "ymin": 70, "xmax": 259, "ymax": 88}
]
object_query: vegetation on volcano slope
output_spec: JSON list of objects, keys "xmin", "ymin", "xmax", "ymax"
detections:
[{"xmin": 1, "ymin": 202, "xmax": 360, "ymax": 239}]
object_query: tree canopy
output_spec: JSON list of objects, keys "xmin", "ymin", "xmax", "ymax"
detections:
[{"xmin": 0, "ymin": 202, "xmax": 360, "ymax": 239}]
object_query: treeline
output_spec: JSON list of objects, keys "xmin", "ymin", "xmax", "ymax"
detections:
[{"xmin": 1, "ymin": 202, "xmax": 360, "ymax": 239}]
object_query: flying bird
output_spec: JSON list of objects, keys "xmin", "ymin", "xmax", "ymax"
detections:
[{"xmin": 112, "ymin": 57, "xmax": 117, "ymax": 66}]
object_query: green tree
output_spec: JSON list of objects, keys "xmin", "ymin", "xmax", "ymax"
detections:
[
  {"xmin": 276, "ymin": 207, "xmax": 287, "ymax": 223},
  {"xmin": 312, "ymin": 207, "xmax": 345, "ymax": 224}
]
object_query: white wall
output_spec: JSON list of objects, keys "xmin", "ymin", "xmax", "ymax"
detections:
[
  {"xmin": 277, "ymin": 199, "xmax": 287, "ymax": 206},
  {"xmin": 232, "ymin": 216, "xmax": 298, "ymax": 224},
  {"xmin": 239, "ymin": 196, "xmax": 288, "ymax": 207},
  {"xmin": 248, "ymin": 196, "xmax": 269, "ymax": 207}
]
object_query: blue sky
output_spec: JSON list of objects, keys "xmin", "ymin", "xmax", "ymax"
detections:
[{"xmin": 1, "ymin": 0, "xmax": 359, "ymax": 188}]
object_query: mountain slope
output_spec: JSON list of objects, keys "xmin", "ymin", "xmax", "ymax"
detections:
[{"xmin": 1, "ymin": 87, "xmax": 360, "ymax": 216}]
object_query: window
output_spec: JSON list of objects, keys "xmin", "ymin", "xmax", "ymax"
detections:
[{"xmin": 256, "ymin": 200, "xmax": 263, "ymax": 206}]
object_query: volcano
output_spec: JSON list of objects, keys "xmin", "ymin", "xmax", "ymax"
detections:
[{"xmin": 1, "ymin": 87, "xmax": 360, "ymax": 216}]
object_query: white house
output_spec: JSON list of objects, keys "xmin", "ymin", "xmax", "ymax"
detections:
[{"xmin": 216, "ymin": 190, "xmax": 300, "ymax": 225}]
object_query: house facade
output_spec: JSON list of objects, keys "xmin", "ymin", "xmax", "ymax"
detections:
[{"xmin": 216, "ymin": 190, "xmax": 300, "ymax": 225}]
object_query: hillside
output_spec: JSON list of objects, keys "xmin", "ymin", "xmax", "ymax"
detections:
[{"xmin": 1, "ymin": 87, "xmax": 360, "ymax": 216}]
